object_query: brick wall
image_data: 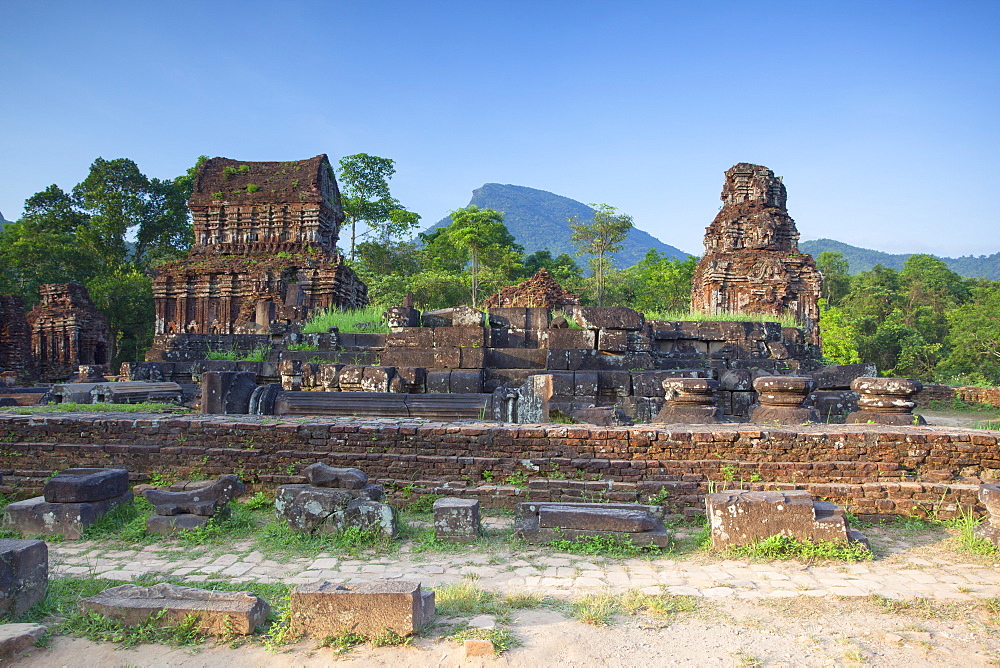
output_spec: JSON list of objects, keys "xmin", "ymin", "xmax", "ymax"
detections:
[{"xmin": 0, "ymin": 414, "xmax": 992, "ymax": 518}]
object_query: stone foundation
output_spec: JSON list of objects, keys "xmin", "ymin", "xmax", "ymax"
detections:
[{"xmin": 0, "ymin": 414, "xmax": 995, "ymax": 519}]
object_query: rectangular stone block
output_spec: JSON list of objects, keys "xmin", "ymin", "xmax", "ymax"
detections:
[
  {"xmin": 433, "ymin": 348, "xmax": 461, "ymax": 369},
  {"xmin": 543, "ymin": 329, "xmax": 596, "ymax": 350},
  {"xmin": 485, "ymin": 349, "xmax": 547, "ymax": 370},
  {"xmin": 79, "ymin": 583, "xmax": 269, "ymax": 635},
  {"xmin": 385, "ymin": 328, "xmax": 433, "ymax": 349},
  {"xmin": 3, "ymin": 492, "xmax": 134, "ymax": 540},
  {"xmin": 433, "ymin": 327, "xmax": 486, "ymax": 349},
  {"xmin": 44, "ymin": 468, "xmax": 129, "ymax": 503},
  {"xmin": 0, "ymin": 539, "xmax": 47, "ymax": 617},
  {"xmin": 289, "ymin": 580, "xmax": 435, "ymax": 637},
  {"xmin": 706, "ymin": 490, "xmax": 863, "ymax": 547},
  {"xmin": 545, "ymin": 348, "xmax": 596, "ymax": 371},
  {"xmin": 426, "ymin": 369, "xmax": 452, "ymax": 393},
  {"xmin": 459, "ymin": 347, "xmax": 485, "ymax": 369},
  {"xmin": 538, "ymin": 506, "xmax": 655, "ymax": 532},
  {"xmin": 449, "ymin": 370, "xmax": 484, "ymax": 394},
  {"xmin": 486, "ymin": 307, "xmax": 528, "ymax": 329},
  {"xmin": 597, "ymin": 329, "xmax": 628, "ymax": 352},
  {"xmin": 433, "ymin": 497, "xmax": 480, "ymax": 543}
]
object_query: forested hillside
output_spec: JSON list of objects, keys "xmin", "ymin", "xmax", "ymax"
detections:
[
  {"xmin": 426, "ymin": 183, "xmax": 690, "ymax": 267},
  {"xmin": 802, "ymin": 238, "xmax": 1000, "ymax": 280}
]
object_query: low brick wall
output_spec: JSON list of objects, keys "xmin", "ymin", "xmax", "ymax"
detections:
[
  {"xmin": 0, "ymin": 413, "xmax": 994, "ymax": 518},
  {"xmin": 916, "ymin": 384, "xmax": 1000, "ymax": 408}
]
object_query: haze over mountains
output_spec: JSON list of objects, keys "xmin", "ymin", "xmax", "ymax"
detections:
[
  {"xmin": 426, "ymin": 184, "xmax": 690, "ymax": 267},
  {"xmin": 800, "ymin": 239, "xmax": 1000, "ymax": 280}
]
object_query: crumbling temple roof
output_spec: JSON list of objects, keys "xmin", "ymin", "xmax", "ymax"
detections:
[
  {"xmin": 484, "ymin": 269, "xmax": 580, "ymax": 309},
  {"xmin": 189, "ymin": 155, "xmax": 339, "ymax": 207}
]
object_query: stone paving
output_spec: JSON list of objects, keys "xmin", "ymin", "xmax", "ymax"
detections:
[{"xmin": 46, "ymin": 520, "xmax": 1000, "ymax": 605}]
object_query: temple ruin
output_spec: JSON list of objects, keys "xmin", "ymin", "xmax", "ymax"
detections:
[
  {"xmin": 691, "ymin": 163, "xmax": 822, "ymax": 342},
  {"xmin": 0, "ymin": 295, "xmax": 34, "ymax": 381},
  {"xmin": 26, "ymin": 283, "xmax": 111, "ymax": 381},
  {"xmin": 150, "ymin": 155, "xmax": 367, "ymax": 338}
]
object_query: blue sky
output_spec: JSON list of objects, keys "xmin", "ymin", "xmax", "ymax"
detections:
[{"xmin": 2, "ymin": 0, "xmax": 997, "ymax": 258}]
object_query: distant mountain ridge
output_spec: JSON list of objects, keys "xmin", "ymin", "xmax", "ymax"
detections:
[
  {"xmin": 801, "ymin": 238, "xmax": 1000, "ymax": 280},
  {"xmin": 425, "ymin": 183, "xmax": 690, "ymax": 267}
]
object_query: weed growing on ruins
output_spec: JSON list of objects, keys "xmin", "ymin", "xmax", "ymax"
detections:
[
  {"xmin": 83, "ymin": 497, "xmax": 155, "ymax": 543},
  {"xmin": 447, "ymin": 624, "xmax": 520, "ymax": 655},
  {"xmin": 548, "ymin": 534, "xmax": 666, "ymax": 558},
  {"xmin": 569, "ymin": 590, "xmax": 700, "ymax": 627},
  {"xmin": 724, "ymin": 535, "xmax": 873, "ymax": 562},
  {"xmin": 0, "ymin": 402, "xmax": 190, "ymax": 415},
  {"xmin": 255, "ymin": 520, "xmax": 399, "ymax": 558},
  {"xmin": 643, "ymin": 309, "xmax": 800, "ymax": 327},
  {"xmin": 435, "ymin": 576, "xmax": 542, "ymax": 623},
  {"xmin": 205, "ymin": 344, "xmax": 271, "ymax": 362},
  {"xmin": 503, "ymin": 471, "xmax": 529, "ymax": 488},
  {"xmin": 403, "ymin": 493, "xmax": 441, "ymax": 513},
  {"xmin": 286, "ymin": 342, "xmax": 319, "ymax": 351},
  {"xmin": 944, "ymin": 507, "xmax": 999, "ymax": 555},
  {"xmin": 66, "ymin": 609, "xmax": 206, "ymax": 648},
  {"xmin": 302, "ymin": 306, "xmax": 390, "ymax": 334}
]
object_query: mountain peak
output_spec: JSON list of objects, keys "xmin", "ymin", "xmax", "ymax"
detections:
[{"xmin": 427, "ymin": 183, "xmax": 689, "ymax": 267}]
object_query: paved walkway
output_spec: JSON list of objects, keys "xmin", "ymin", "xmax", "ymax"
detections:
[{"xmin": 48, "ymin": 524, "xmax": 1000, "ymax": 604}]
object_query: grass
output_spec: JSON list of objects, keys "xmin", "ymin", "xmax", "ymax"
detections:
[
  {"xmin": 319, "ymin": 629, "xmax": 412, "ymax": 654},
  {"xmin": 205, "ymin": 343, "xmax": 271, "ymax": 361},
  {"xmin": 569, "ymin": 590, "xmax": 699, "ymax": 627},
  {"xmin": 0, "ymin": 402, "xmax": 190, "ymax": 414},
  {"xmin": 548, "ymin": 534, "xmax": 668, "ymax": 558},
  {"xmin": 255, "ymin": 521, "xmax": 399, "ymax": 558},
  {"xmin": 945, "ymin": 507, "xmax": 999, "ymax": 555},
  {"xmin": 302, "ymin": 306, "xmax": 389, "ymax": 334},
  {"xmin": 435, "ymin": 576, "xmax": 543, "ymax": 624},
  {"xmin": 643, "ymin": 309, "xmax": 801, "ymax": 327},
  {"xmin": 447, "ymin": 625, "xmax": 520, "ymax": 655},
  {"xmin": 923, "ymin": 398, "xmax": 1000, "ymax": 415},
  {"xmin": 286, "ymin": 343, "xmax": 319, "ymax": 351},
  {"xmin": 722, "ymin": 535, "xmax": 873, "ymax": 562}
]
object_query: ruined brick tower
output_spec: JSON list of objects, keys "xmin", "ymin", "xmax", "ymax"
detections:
[
  {"xmin": 150, "ymin": 155, "xmax": 367, "ymax": 336},
  {"xmin": 26, "ymin": 283, "xmax": 111, "ymax": 381},
  {"xmin": 0, "ymin": 295, "xmax": 34, "ymax": 380},
  {"xmin": 691, "ymin": 163, "xmax": 821, "ymax": 341}
]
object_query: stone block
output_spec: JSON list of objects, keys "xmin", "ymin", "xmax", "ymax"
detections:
[
  {"xmin": 811, "ymin": 363, "xmax": 878, "ymax": 390},
  {"xmin": 846, "ymin": 377, "xmax": 925, "ymax": 426},
  {"xmin": 289, "ymin": 581, "xmax": 435, "ymax": 637},
  {"xmin": 976, "ymin": 484, "xmax": 1000, "ymax": 545},
  {"xmin": 304, "ymin": 464, "xmax": 368, "ymax": 490},
  {"xmin": 514, "ymin": 502, "xmax": 670, "ymax": 546},
  {"xmin": 568, "ymin": 406, "xmax": 631, "ymax": 426},
  {"xmin": 706, "ymin": 489, "xmax": 867, "ymax": 547},
  {"xmin": 465, "ymin": 638, "xmax": 495, "ymax": 657},
  {"xmin": 0, "ymin": 540, "xmax": 47, "ymax": 617},
  {"xmin": 597, "ymin": 329, "xmax": 628, "ymax": 352},
  {"xmin": 426, "ymin": 369, "xmax": 451, "ymax": 393},
  {"xmin": 433, "ymin": 327, "xmax": 486, "ymax": 349},
  {"xmin": 145, "ymin": 474, "xmax": 245, "ymax": 516},
  {"xmin": 433, "ymin": 497, "xmax": 480, "ymax": 543},
  {"xmin": 0, "ymin": 624, "xmax": 46, "ymax": 661},
  {"xmin": 749, "ymin": 375, "xmax": 819, "ymax": 424},
  {"xmin": 275, "ymin": 484, "xmax": 392, "ymax": 536},
  {"xmin": 449, "ymin": 370, "xmax": 484, "ymax": 394},
  {"xmin": 386, "ymin": 328, "xmax": 433, "ymax": 349},
  {"xmin": 458, "ymin": 346, "xmax": 486, "ymax": 369},
  {"xmin": 545, "ymin": 348, "xmax": 596, "ymax": 371},
  {"xmin": 486, "ymin": 307, "xmax": 528, "ymax": 329},
  {"xmin": 569, "ymin": 307, "xmax": 644, "ymax": 331},
  {"xmin": 422, "ymin": 306, "xmax": 484, "ymax": 328},
  {"xmin": 44, "ymin": 467, "xmax": 129, "ymax": 503},
  {"xmin": 384, "ymin": 307, "xmax": 421, "ymax": 328},
  {"xmin": 79, "ymin": 583, "xmax": 269, "ymax": 635},
  {"xmin": 433, "ymin": 348, "xmax": 461, "ymax": 369},
  {"xmin": 543, "ymin": 328, "xmax": 596, "ymax": 350},
  {"xmin": 572, "ymin": 371, "xmax": 598, "ymax": 396},
  {"xmin": 597, "ymin": 371, "xmax": 631, "ymax": 398},
  {"xmin": 485, "ymin": 348, "xmax": 547, "ymax": 370},
  {"xmin": 3, "ymin": 492, "xmax": 133, "ymax": 540}
]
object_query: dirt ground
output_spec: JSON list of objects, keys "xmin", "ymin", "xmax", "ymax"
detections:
[{"xmin": 14, "ymin": 594, "xmax": 1000, "ymax": 667}]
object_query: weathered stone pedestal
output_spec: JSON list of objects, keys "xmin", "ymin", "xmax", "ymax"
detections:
[
  {"xmin": 846, "ymin": 377, "xmax": 926, "ymax": 426},
  {"xmin": 706, "ymin": 489, "xmax": 868, "ymax": 548},
  {"xmin": 749, "ymin": 376, "xmax": 819, "ymax": 424},
  {"xmin": 276, "ymin": 465, "xmax": 396, "ymax": 537},
  {"xmin": 3, "ymin": 468, "xmax": 131, "ymax": 539},
  {"xmin": 433, "ymin": 498, "xmax": 481, "ymax": 543},
  {"xmin": 289, "ymin": 580, "xmax": 435, "ymax": 637},
  {"xmin": 653, "ymin": 378, "xmax": 724, "ymax": 424}
]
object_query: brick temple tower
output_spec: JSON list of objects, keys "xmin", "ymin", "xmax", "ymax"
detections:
[
  {"xmin": 690, "ymin": 163, "xmax": 821, "ymax": 341},
  {"xmin": 150, "ymin": 155, "xmax": 367, "ymax": 337},
  {"xmin": 26, "ymin": 283, "xmax": 111, "ymax": 381}
]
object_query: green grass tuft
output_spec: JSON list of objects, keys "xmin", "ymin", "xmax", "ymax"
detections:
[
  {"xmin": 644, "ymin": 309, "xmax": 800, "ymax": 327},
  {"xmin": 548, "ymin": 534, "xmax": 667, "ymax": 558},
  {"xmin": 302, "ymin": 306, "xmax": 389, "ymax": 334},
  {"xmin": 724, "ymin": 535, "xmax": 873, "ymax": 561},
  {"xmin": 205, "ymin": 343, "xmax": 271, "ymax": 361}
]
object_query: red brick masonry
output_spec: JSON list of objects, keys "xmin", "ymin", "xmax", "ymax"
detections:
[{"xmin": 0, "ymin": 413, "xmax": 995, "ymax": 518}]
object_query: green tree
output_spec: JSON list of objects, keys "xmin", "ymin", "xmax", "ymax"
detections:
[
  {"xmin": 446, "ymin": 205, "xmax": 522, "ymax": 307},
  {"xmin": 618, "ymin": 250, "xmax": 698, "ymax": 313},
  {"xmin": 521, "ymin": 249, "xmax": 583, "ymax": 283},
  {"xmin": 938, "ymin": 282, "xmax": 1000, "ymax": 384},
  {"xmin": 337, "ymin": 153, "xmax": 419, "ymax": 261},
  {"xmin": 816, "ymin": 251, "xmax": 851, "ymax": 305},
  {"xmin": 568, "ymin": 203, "xmax": 633, "ymax": 306}
]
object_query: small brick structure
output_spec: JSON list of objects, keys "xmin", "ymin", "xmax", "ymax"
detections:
[
  {"xmin": 483, "ymin": 269, "xmax": 580, "ymax": 309},
  {"xmin": 289, "ymin": 580, "xmax": 435, "ymax": 637},
  {"xmin": 706, "ymin": 489, "xmax": 868, "ymax": 547},
  {"xmin": 26, "ymin": 283, "xmax": 111, "ymax": 382},
  {"xmin": 433, "ymin": 497, "xmax": 481, "ymax": 543}
]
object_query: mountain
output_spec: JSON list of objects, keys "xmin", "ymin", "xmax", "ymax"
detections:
[
  {"xmin": 800, "ymin": 238, "xmax": 1000, "ymax": 280},
  {"xmin": 0, "ymin": 211, "xmax": 11, "ymax": 231},
  {"xmin": 425, "ymin": 183, "xmax": 690, "ymax": 267}
]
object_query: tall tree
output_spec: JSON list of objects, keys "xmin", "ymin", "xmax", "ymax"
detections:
[
  {"xmin": 337, "ymin": 153, "xmax": 418, "ymax": 261},
  {"xmin": 568, "ymin": 203, "xmax": 633, "ymax": 306},
  {"xmin": 816, "ymin": 251, "xmax": 851, "ymax": 305},
  {"xmin": 446, "ymin": 205, "xmax": 522, "ymax": 307}
]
